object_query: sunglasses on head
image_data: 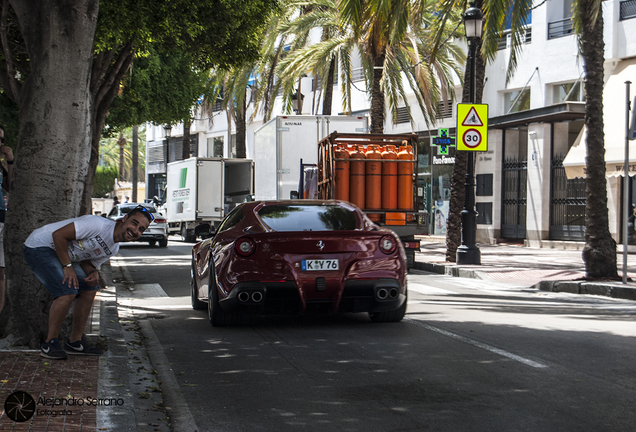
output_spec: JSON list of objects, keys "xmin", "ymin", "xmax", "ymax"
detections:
[{"xmin": 132, "ymin": 205, "xmax": 155, "ymax": 221}]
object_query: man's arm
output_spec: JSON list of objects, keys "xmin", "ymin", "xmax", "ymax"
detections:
[{"xmin": 52, "ymin": 222, "xmax": 79, "ymax": 289}]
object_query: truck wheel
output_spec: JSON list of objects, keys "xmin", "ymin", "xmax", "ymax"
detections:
[
  {"xmin": 181, "ymin": 224, "xmax": 196, "ymax": 243},
  {"xmin": 369, "ymin": 291, "xmax": 407, "ymax": 323},
  {"xmin": 208, "ymin": 271, "xmax": 238, "ymax": 327},
  {"xmin": 191, "ymin": 263, "xmax": 206, "ymax": 310}
]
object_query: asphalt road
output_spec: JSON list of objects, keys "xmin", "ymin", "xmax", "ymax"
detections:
[{"xmin": 115, "ymin": 239, "xmax": 636, "ymax": 432}]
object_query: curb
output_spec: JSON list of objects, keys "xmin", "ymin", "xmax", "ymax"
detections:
[{"xmin": 412, "ymin": 260, "xmax": 636, "ymax": 301}]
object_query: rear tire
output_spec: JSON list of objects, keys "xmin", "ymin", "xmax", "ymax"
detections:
[
  {"xmin": 208, "ymin": 270, "xmax": 238, "ymax": 327},
  {"xmin": 159, "ymin": 238, "xmax": 168, "ymax": 248},
  {"xmin": 191, "ymin": 263, "xmax": 206, "ymax": 310},
  {"xmin": 148, "ymin": 240, "xmax": 157, "ymax": 246},
  {"xmin": 369, "ymin": 291, "xmax": 407, "ymax": 323}
]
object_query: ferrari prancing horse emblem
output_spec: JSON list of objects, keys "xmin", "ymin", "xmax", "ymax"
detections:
[{"xmin": 317, "ymin": 241, "xmax": 324, "ymax": 251}]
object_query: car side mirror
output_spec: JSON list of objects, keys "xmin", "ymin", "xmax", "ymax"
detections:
[{"xmin": 194, "ymin": 223, "xmax": 214, "ymax": 240}]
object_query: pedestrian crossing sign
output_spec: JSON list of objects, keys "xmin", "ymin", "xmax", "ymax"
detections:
[{"xmin": 457, "ymin": 103, "xmax": 488, "ymax": 151}]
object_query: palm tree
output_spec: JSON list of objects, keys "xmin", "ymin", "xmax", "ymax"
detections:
[
  {"xmin": 99, "ymin": 126, "xmax": 146, "ymax": 181},
  {"xmin": 573, "ymin": 0, "xmax": 618, "ymax": 278},
  {"xmin": 278, "ymin": 0, "xmax": 464, "ymax": 130}
]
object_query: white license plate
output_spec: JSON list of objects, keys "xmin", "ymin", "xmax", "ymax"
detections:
[{"xmin": 302, "ymin": 259, "xmax": 339, "ymax": 271}]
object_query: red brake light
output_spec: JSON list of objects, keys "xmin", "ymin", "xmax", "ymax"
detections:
[
  {"xmin": 379, "ymin": 235, "xmax": 397, "ymax": 254},
  {"xmin": 235, "ymin": 237, "xmax": 255, "ymax": 257},
  {"xmin": 154, "ymin": 218, "xmax": 166, "ymax": 224}
]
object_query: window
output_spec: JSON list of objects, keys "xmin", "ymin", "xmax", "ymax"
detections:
[
  {"xmin": 396, "ymin": 106, "xmax": 410, "ymax": 124},
  {"xmin": 257, "ymin": 204, "xmax": 359, "ymax": 231},
  {"xmin": 436, "ymin": 100, "xmax": 453, "ymax": 119},
  {"xmin": 230, "ymin": 134, "xmax": 237, "ymax": 159},
  {"xmin": 217, "ymin": 207, "xmax": 244, "ymax": 233},
  {"xmin": 207, "ymin": 136, "xmax": 224, "ymax": 157},
  {"xmin": 553, "ymin": 81, "xmax": 584, "ymax": 104},
  {"xmin": 504, "ymin": 89, "xmax": 530, "ymax": 114}
]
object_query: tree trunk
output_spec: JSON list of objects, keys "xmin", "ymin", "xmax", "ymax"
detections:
[
  {"xmin": 132, "ymin": 125, "xmax": 138, "ymax": 202},
  {"xmin": 236, "ymin": 89, "xmax": 247, "ymax": 158},
  {"xmin": 80, "ymin": 46, "xmax": 134, "ymax": 215},
  {"xmin": 118, "ymin": 132, "xmax": 126, "ymax": 180},
  {"xmin": 321, "ymin": 58, "xmax": 336, "ymax": 116},
  {"xmin": 445, "ymin": 31, "xmax": 485, "ymax": 262},
  {"xmin": 580, "ymin": 3, "xmax": 618, "ymax": 279},
  {"xmin": 182, "ymin": 118, "xmax": 191, "ymax": 160},
  {"xmin": 370, "ymin": 54, "xmax": 385, "ymax": 134},
  {"xmin": 1, "ymin": 0, "xmax": 98, "ymax": 347}
]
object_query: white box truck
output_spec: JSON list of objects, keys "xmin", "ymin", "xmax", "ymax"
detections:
[
  {"xmin": 253, "ymin": 115, "xmax": 369, "ymax": 200},
  {"xmin": 165, "ymin": 157, "xmax": 254, "ymax": 241}
]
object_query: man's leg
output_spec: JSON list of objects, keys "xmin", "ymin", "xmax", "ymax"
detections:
[
  {"xmin": 46, "ymin": 294, "xmax": 75, "ymax": 342},
  {"xmin": 69, "ymin": 290, "xmax": 96, "ymax": 343}
]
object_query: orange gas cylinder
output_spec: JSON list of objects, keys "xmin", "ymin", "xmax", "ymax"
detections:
[
  {"xmin": 381, "ymin": 145, "xmax": 398, "ymax": 210},
  {"xmin": 365, "ymin": 145, "xmax": 382, "ymax": 221},
  {"xmin": 334, "ymin": 145, "xmax": 350, "ymax": 201},
  {"xmin": 349, "ymin": 145, "xmax": 366, "ymax": 209},
  {"xmin": 397, "ymin": 143, "xmax": 414, "ymax": 219}
]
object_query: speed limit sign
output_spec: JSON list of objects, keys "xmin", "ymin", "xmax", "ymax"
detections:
[
  {"xmin": 462, "ymin": 129, "xmax": 482, "ymax": 149},
  {"xmin": 457, "ymin": 104, "xmax": 488, "ymax": 151}
]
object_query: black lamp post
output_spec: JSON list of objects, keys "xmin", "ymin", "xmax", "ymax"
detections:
[{"xmin": 456, "ymin": 3, "xmax": 483, "ymax": 265}]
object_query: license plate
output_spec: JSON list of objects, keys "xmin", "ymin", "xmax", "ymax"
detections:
[{"xmin": 302, "ymin": 259, "xmax": 339, "ymax": 271}]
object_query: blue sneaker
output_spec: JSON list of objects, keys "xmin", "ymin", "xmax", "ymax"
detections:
[
  {"xmin": 64, "ymin": 335, "xmax": 103, "ymax": 356},
  {"xmin": 41, "ymin": 338, "xmax": 68, "ymax": 360}
]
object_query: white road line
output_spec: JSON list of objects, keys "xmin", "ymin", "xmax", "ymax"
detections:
[
  {"xmin": 408, "ymin": 283, "xmax": 456, "ymax": 296},
  {"xmin": 406, "ymin": 319, "xmax": 548, "ymax": 369}
]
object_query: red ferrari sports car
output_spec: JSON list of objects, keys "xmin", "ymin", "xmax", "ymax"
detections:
[{"xmin": 191, "ymin": 200, "xmax": 408, "ymax": 326}]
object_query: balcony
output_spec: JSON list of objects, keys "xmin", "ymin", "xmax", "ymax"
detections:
[
  {"xmin": 621, "ymin": 0, "xmax": 636, "ymax": 20},
  {"xmin": 497, "ymin": 27, "xmax": 532, "ymax": 50},
  {"xmin": 548, "ymin": 18, "xmax": 574, "ymax": 39}
]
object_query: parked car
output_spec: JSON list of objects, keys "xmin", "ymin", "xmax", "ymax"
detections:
[
  {"xmin": 191, "ymin": 200, "xmax": 408, "ymax": 326},
  {"xmin": 106, "ymin": 203, "xmax": 168, "ymax": 247}
]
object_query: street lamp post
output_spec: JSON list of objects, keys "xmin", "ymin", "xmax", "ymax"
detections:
[
  {"xmin": 164, "ymin": 124, "xmax": 172, "ymax": 174},
  {"xmin": 456, "ymin": 3, "xmax": 483, "ymax": 265}
]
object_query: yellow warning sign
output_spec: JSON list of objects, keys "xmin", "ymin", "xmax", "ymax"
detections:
[{"xmin": 457, "ymin": 104, "xmax": 488, "ymax": 151}]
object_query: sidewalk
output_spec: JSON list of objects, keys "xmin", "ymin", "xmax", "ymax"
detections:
[{"xmin": 414, "ymin": 237, "xmax": 636, "ymax": 300}]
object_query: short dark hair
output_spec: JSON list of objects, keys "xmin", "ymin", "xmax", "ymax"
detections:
[{"xmin": 127, "ymin": 205, "xmax": 154, "ymax": 223}]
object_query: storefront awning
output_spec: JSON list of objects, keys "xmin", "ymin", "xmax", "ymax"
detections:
[{"xmin": 562, "ymin": 59, "xmax": 636, "ymax": 179}]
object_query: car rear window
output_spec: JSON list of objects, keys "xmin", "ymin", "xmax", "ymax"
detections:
[{"xmin": 257, "ymin": 204, "xmax": 359, "ymax": 231}]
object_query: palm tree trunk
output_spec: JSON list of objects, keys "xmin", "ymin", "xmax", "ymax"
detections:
[
  {"xmin": 182, "ymin": 118, "xmax": 191, "ymax": 160},
  {"xmin": 132, "ymin": 125, "xmax": 138, "ymax": 202},
  {"xmin": 579, "ymin": 2, "xmax": 618, "ymax": 278},
  {"xmin": 322, "ymin": 58, "xmax": 336, "ymax": 115},
  {"xmin": 370, "ymin": 54, "xmax": 385, "ymax": 133},
  {"xmin": 236, "ymin": 89, "xmax": 247, "ymax": 158}
]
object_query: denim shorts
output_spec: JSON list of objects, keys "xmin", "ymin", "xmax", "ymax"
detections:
[{"xmin": 23, "ymin": 246, "xmax": 97, "ymax": 298}]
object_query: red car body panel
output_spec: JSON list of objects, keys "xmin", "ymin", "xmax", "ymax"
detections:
[{"xmin": 192, "ymin": 200, "xmax": 407, "ymax": 317}]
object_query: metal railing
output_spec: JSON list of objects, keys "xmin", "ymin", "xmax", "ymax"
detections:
[
  {"xmin": 620, "ymin": 0, "xmax": 636, "ymax": 20},
  {"xmin": 548, "ymin": 18, "xmax": 574, "ymax": 39},
  {"xmin": 497, "ymin": 27, "xmax": 532, "ymax": 51}
]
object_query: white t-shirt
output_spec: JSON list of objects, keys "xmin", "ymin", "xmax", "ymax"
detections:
[{"xmin": 24, "ymin": 215, "xmax": 119, "ymax": 268}]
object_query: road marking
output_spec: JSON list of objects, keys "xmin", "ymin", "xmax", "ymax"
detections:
[
  {"xmin": 406, "ymin": 319, "xmax": 548, "ymax": 369},
  {"xmin": 408, "ymin": 283, "xmax": 456, "ymax": 295}
]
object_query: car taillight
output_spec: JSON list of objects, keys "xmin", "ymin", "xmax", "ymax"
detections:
[
  {"xmin": 379, "ymin": 235, "xmax": 397, "ymax": 254},
  {"xmin": 154, "ymin": 218, "xmax": 166, "ymax": 224},
  {"xmin": 235, "ymin": 237, "xmax": 255, "ymax": 257}
]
